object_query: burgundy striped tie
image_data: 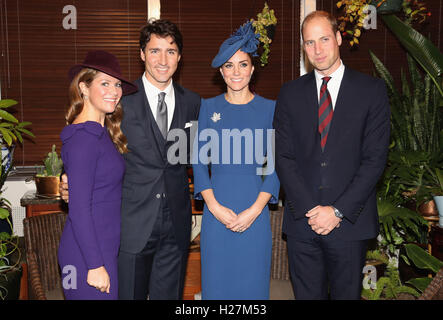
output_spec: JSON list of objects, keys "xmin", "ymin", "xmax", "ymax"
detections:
[{"xmin": 318, "ymin": 76, "xmax": 333, "ymax": 151}]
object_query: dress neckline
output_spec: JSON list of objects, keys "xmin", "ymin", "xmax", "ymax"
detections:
[{"xmin": 223, "ymin": 94, "xmax": 257, "ymax": 106}]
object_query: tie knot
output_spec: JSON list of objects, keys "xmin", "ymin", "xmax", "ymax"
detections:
[
  {"xmin": 158, "ymin": 92, "xmax": 166, "ymax": 102},
  {"xmin": 322, "ymin": 76, "xmax": 331, "ymax": 84}
]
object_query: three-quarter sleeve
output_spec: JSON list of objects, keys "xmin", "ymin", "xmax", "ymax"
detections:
[
  {"xmin": 259, "ymin": 102, "xmax": 280, "ymax": 204},
  {"xmin": 192, "ymin": 99, "xmax": 212, "ymax": 200},
  {"xmin": 63, "ymin": 129, "xmax": 104, "ymax": 269}
]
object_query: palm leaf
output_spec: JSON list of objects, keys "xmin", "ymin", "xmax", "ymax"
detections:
[
  {"xmin": 381, "ymin": 14, "xmax": 443, "ymax": 96},
  {"xmin": 406, "ymin": 277, "xmax": 433, "ymax": 293},
  {"xmin": 0, "ymin": 99, "xmax": 17, "ymax": 109},
  {"xmin": 404, "ymin": 243, "xmax": 443, "ymax": 273},
  {"xmin": 0, "ymin": 110, "xmax": 18, "ymax": 124}
]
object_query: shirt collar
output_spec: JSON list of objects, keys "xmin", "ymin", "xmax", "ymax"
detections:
[
  {"xmin": 314, "ymin": 59, "xmax": 345, "ymax": 83},
  {"xmin": 142, "ymin": 72, "xmax": 174, "ymax": 98}
]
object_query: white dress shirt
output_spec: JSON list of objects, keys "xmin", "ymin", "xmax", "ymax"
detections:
[
  {"xmin": 142, "ymin": 72, "xmax": 175, "ymax": 130},
  {"xmin": 314, "ymin": 60, "xmax": 345, "ymax": 110}
]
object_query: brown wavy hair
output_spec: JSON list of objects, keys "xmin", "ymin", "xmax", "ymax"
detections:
[{"xmin": 66, "ymin": 68, "xmax": 128, "ymax": 154}]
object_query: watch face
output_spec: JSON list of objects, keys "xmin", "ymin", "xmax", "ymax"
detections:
[{"xmin": 334, "ymin": 208, "xmax": 343, "ymax": 218}]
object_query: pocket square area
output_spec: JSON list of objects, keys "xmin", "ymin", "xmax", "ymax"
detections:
[{"xmin": 184, "ymin": 122, "xmax": 193, "ymax": 128}]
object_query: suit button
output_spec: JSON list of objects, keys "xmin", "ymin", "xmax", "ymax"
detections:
[
  {"xmin": 162, "ymin": 193, "xmax": 166, "ymax": 198},
  {"xmin": 321, "ymin": 162, "xmax": 327, "ymax": 167},
  {"xmin": 156, "ymin": 194, "xmax": 161, "ymax": 199}
]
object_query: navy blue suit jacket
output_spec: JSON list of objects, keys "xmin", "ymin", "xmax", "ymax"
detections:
[
  {"xmin": 119, "ymin": 78, "xmax": 200, "ymax": 254},
  {"xmin": 273, "ymin": 67, "xmax": 390, "ymax": 241}
]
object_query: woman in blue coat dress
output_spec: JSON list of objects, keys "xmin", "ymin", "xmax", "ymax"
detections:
[
  {"xmin": 58, "ymin": 51, "xmax": 137, "ymax": 299},
  {"xmin": 193, "ymin": 22, "xmax": 280, "ymax": 299}
]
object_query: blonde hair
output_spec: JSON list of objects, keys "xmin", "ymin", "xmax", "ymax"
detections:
[
  {"xmin": 301, "ymin": 10, "xmax": 338, "ymax": 40},
  {"xmin": 66, "ymin": 68, "xmax": 128, "ymax": 154}
]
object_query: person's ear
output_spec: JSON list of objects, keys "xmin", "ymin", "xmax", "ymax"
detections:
[
  {"xmin": 140, "ymin": 48, "xmax": 146, "ymax": 62},
  {"xmin": 336, "ymin": 30, "xmax": 342, "ymax": 46},
  {"xmin": 79, "ymin": 82, "xmax": 89, "ymax": 99}
]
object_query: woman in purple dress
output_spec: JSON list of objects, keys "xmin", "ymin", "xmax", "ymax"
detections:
[{"xmin": 58, "ymin": 51, "xmax": 137, "ymax": 300}]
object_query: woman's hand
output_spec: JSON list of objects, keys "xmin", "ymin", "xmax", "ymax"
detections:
[
  {"xmin": 201, "ymin": 189, "xmax": 237, "ymax": 227},
  {"xmin": 227, "ymin": 192, "xmax": 272, "ymax": 233},
  {"xmin": 207, "ymin": 202, "xmax": 238, "ymax": 227},
  {"xmin": 227, "ymin": 206, "xmax": 261, "ymax": 232},
  {"xmin": 87, "ymin": 266, "xmax": 110, "ymax": 293}
]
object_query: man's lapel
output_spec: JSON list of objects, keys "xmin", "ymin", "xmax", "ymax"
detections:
[
  {"xmin": 304, "ymin": 72, "xmax": 321, "ymax": 149},
  {"xmin": 136, "ymin": 78, "xmax": 167, "ymax": 157},
  {"xmin": 323, "ymin": 67, "xmax": 352, "ymax": 153},
  {"xmin": 169, "ymin": 82, "xmax": 184, "ymax": 132}
]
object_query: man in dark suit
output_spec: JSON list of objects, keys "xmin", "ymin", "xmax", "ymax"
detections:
[
  {"xmin": 273, "ymin": 11, "xmax": 390, "ymax": 299},
  {"xmin": 117, "ymin": 20, "xmax": 200, "ymax": 300}
]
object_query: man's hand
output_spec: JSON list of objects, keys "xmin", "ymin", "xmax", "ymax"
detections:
[
  {"xmin": 59, "ymin": 173, "xmax": 69, "ymax": 202},
  {"xmin": 306, "ymin": 205, "xmax": 341, "ymax": 235},
  {"xmin": 87, "ymin": 266, "xmax": 110, "ymax": 293}
]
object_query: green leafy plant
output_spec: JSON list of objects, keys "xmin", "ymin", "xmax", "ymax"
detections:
[
  {"xmin": 403, "ymin": 243, "xmax": 443, "ymax": 292},
  {"xmin": 362, "ymin": 262, "xmax": 421, "ymax": 299},
  {"xmin": 336, "ymin": 0, "xmax": 432, "ymax": 48},
  {"xmin": 377, "ymin": 197, "xmax": 428, "ymax": 255},
  {"xmin": 0, "ymin": 197, "xmax": 20, "ymax": 300},
  {"xmin": 381, "ymin": 14, "xmax": 443, "ymax": 97},
  {"xmin": 0, "ymin": 99, "xmax": 34, "ymax": 147},
  {"xmin": 36, "ymin": 144, "xmax": 63, "ymax": 177},
  {"xmin": 423, "ymin": 167, "xmax": 443, "ymax": 196},
  {"xmin": 370, "ymin": 52, "xmax": 441, "ymax": 154},
  {"xmin": 0, "ymin": 98, "xmax": 32, "ymax": 299},
  {"xmin": 251, "ymin": 2, "xmax": 277, "ymax": 66}
]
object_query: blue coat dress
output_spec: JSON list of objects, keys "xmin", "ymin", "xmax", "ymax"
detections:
[{"xmin": 193, "ymin": 94, "xmax": 280, "ymax": 299}]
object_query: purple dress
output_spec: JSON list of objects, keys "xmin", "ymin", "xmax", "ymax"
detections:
[{"xmin": 58, "ymin": 121, "xmax": 125, "ymax": 300}]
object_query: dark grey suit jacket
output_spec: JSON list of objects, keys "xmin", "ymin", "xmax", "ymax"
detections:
[{"xmin": 119, "ymin": 77, "xmax": 200, "ymax": 254}]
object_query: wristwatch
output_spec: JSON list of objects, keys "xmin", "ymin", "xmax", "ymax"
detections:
[{"xmin": 332, "ymin": 206, "xmax": 344, "ymax": 219}]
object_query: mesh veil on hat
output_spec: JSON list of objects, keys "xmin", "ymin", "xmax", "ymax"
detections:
[
  {"xmin": 211, "ymin": 21, "xmax": 260, "ymax": 68},
  {"xmin": 68, "ymin": 50, "xmax": 138, "ymax": 95}
]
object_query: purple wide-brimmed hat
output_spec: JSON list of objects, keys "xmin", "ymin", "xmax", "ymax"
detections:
[{"xmin": 68, "ymin": 50, "xmax": 138, "ymax": 95}]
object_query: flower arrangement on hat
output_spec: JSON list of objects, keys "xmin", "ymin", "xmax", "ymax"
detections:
[{"xmin": 250, "ymin": 2, "xmax": 277, "ymax": 66}]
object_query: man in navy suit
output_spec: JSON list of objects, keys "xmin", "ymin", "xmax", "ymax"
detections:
[{"xmin": 273, "ymin": 11, "xmax": 390, "ymax": 299}]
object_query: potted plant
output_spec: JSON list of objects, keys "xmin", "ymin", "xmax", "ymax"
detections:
[
  {"xmin": 35, "ymin": 144, "xmax": 63, "ymax": 197},
  {"xmin": 250, "ymin": 2, "xmax": 277, "ymax": 66},
  {"xmin": 0, "ymin": 98, "xmax": 34, "ymax": 299},
  {"xmin": 0, "ymin": 200, "xmax": 22, "ymax": 300},
  {"xmin": 424, "ymin": 167, "xmax": 443, "ymax": 225},
  {"xmin": 371, "ymin": 50, "xmax": 442, "ymax": 215}
]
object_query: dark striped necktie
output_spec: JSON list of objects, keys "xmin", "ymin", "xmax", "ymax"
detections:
[{"xmin": 318, "ymin": 76, "xmax": 333, "ymax": 151}]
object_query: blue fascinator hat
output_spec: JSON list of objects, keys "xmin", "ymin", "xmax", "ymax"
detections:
[{"xmin": 211, "ymin": 21, "xmax": 260, "ymax": 68}]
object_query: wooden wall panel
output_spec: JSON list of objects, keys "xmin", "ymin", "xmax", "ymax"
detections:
[
  {"xmin": 2, "ymin": 0, "xmax": 441, "ymax": 165},
  {"xmin": 1, "ymin": 0, "xmax": 146, "ymax": 165},
  {"xmin": 1, "ymin": 0, "xmax": 300, "ymax": 165},
  {"xmin": 317, "ymin": 0, "xmax": 443, "ymax": 88},
  {"xmin": 162, "ymin": 0, "xmax": 300, "ymax": 99}
]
